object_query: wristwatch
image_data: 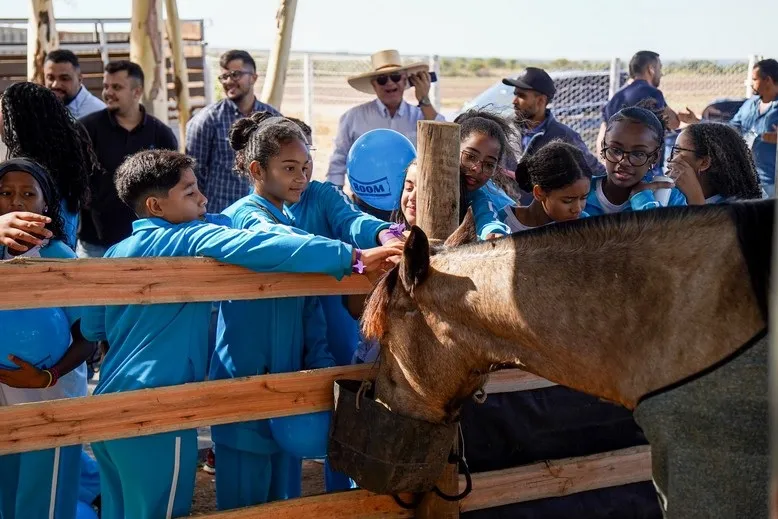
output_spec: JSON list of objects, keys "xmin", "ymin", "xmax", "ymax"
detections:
[{"xmin": 418, "ymin": 96, "xmax": 431, "ymax": 107}]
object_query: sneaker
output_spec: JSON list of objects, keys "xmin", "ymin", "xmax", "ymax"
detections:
[{"xmin": 202, "ymin": 448, "xmax": 215, "ymax": 474}]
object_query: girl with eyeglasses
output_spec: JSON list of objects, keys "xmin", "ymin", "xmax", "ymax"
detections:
[
  {"xmin": 587, "ymin": 106, "xmax": 704, "ymax": 216},
  {"xmin": 668, "ymin": 122, "xmax": 763, "ymax": 203},
  {"xmin": 453, "ymin": 109, "xmax": 518, "ymax": 239}
]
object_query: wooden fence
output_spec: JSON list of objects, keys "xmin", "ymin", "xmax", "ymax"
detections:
[{"xmin": 0, "ymin": 256, "xmax": 652, "ymax": 517}]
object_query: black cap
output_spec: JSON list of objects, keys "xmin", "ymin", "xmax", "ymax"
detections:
[{"xmin": 502, "ymin": 67, "xmax": 556, "ymax": 100}]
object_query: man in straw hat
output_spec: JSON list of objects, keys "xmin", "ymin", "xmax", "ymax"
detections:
[{"xmin": 326, "ymin": 50, "xmax": 444, "ymax": 217}]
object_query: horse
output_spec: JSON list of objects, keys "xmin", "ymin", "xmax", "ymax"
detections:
[{"xmin": 361, "ymin": 200, "xmax": 773, "ymax": 519}]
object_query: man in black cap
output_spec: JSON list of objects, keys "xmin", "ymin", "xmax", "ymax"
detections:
[{"xmin": 503, "ymin": 67, "xmax": 604, "ymax": 174}]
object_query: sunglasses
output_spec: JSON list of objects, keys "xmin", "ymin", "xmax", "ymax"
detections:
[{"xmin": 375, "ymin": 73, "xmax": 404, "ymax": 86}]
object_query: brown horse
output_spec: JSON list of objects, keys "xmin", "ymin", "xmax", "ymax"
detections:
[{"xmin": 362, "ymin": 200, "xmax": 772, "ymax": 518}]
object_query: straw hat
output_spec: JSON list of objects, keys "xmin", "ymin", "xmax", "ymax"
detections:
[{"xmin": 347, "ymin": 50, "xmax": 429, "ymax": 95}]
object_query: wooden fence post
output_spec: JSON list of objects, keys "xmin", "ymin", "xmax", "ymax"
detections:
[
  {"xmin": 164, "ymin": 0, "xmax": 190, "ymax": 149},
  {"xmin": 415, "ymin": 119, "xmax": 461, "ymax": 518},
  {"xmin": 27, "ymin": 0, "xmax": 58, "ymax": 84},
  {"xmin": 131, "ymin": 0, "xmax": 169, "ymax": 122},
  {"xmin": 260, "ymin": 0, "xmax": 298, "ymax": 110}
]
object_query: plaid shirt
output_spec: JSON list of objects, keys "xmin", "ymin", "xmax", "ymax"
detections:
[{"xmin": 186, "ymin": 97, "xmax": 280, "ymax": 213}]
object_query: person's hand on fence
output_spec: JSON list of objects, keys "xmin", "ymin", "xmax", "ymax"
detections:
[
  {"xmin": 0, "ymin": 355, "xmax": 51, "ymax": 388},
  {"xmin": 0, "ymin": 212, "xmax": 52, "ymax": 253},
  {"xmin": 761, "ymin": 124, "xmax": 777, "ymax": 144},
  {"xmin": 409, "ymin": 71, "xmax": 432, "ymax": 101},
  {"xmin": 677, "ymin": 107, "xmax": 701, "ymax": 125}
]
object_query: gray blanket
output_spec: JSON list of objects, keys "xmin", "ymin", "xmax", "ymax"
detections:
[{"xmin": 633, "ymin": 332, "xmax": 768, "ymax": 519}]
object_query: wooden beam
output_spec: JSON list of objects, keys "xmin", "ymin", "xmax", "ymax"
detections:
[
  {"xmin": 460, "ymin": 446, "xmax": 652, "ymax": 512},
  {"xmin": 164, "ymin": 0, "xmax": 190, "ymax": 149},
  {"xmin": 27, "ymin": 0, "xmax": 58, "ymax": 83},
  {"xmin": 0, "ymin": 365, "xmax": 548, "ymax": 455},
  {"xmin": 197, "ymin": 489, "xmax": 414, "ymax": 519},
  {"xmin": 260, "ymin": 0, "xmax": 297, "ymax": 110},
  {"xmin": 0, "ymin": 257, "xmax": 373, "ymax": 310},
  {"xmin": 415, "ymin": 121, "xmax": 462, "ymax": 241},
  {"xmin": 130, "ymin": 0, "xmax": 168, "ymax": 121},
  {"xmin": 486, "ymin": 368, "xmax": 556, "ymax": 393},
  {"xmin": 195, "ymin": 446, "xmax": 651, "ymax": 518},
  {"xmin": 414, "ymin": 119, "xmax": 462, "ymax": 518}
]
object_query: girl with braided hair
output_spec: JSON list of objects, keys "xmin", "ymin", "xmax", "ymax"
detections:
[
  {"xmin": 0, "ymin": 82, "xmax": 100, "ymax": 249},
  {"xmin": 668, "ymin": 122, "xmax": 763, "ymax": 203}
]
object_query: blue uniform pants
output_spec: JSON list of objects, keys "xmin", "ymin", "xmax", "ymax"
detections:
[
  {"xmin": 214, "ymin": 443, "xmax": 301, "ymax": 510},
  {"xmin": 92, "ymin": 431, "xmax": 197, "ymax": 519},
  {"xmin": 0, "ymin": 445, "xmax": 81, "ymax": 519}
]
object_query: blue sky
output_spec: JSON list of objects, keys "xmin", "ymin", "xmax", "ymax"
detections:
[{"xmin": 5, "ymin": 0, "xmax": 775, "ymax": 60}]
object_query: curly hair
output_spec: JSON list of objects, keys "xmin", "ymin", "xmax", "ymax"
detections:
[
  {"xmin": 1, "ymin": 82, "xmax": 99, "ymax": 213},
  {"xmin": 228, "ymin": 111, "xmax": 307, "ymax": 178},
  {"xmin": 515, "ymin": 140, "xmax": 594, "ymax": 193},
  {"xmin": 454, "ymin": 108, "xmax": 521, "ymax": 220},
  {"xmin": 683, "ymin": 123, "xmax": 762, "ymax": 200}
]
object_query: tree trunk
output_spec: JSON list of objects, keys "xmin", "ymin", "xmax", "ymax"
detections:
[
  {"xmin": 259, "ymin": 0, "xmax": 298, "ymax": 111},
  {"xmin": 164, "ymin": 0, "xmax": 190, "ymax": 150},
  {"xmin": 131, "ymin": 0, "xmax": 168, "ymax": 122},
  {"xmin": 27, "ymin": 0, "xmax": 58, "ymax": 84}
]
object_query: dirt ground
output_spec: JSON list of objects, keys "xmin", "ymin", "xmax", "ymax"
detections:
[{"xmin": 189, "ymin": 460, "xmax": 326, "ymax": 516}]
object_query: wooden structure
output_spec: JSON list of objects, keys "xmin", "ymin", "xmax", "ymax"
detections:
[
  {"xmin": 0, "ymin": 17, "xmax": 208, "ymax": 124},
  {"xmin": 130, "ymin": 0, "xmax": 168, "ymax": 121},
  {"xmin": 260, "ymin": 0, "xmax": 297, "ymax": 110},
  {"xmin": 26, "ymin": 0, "xmax": 58, "ymax": 83},
  {"xmin": 164, "ymin": 0, "xmax": 191, "ymax": 148},
  {"xmin": 0, "ymin": 256, "xmax": 651, "ymax": 517}
]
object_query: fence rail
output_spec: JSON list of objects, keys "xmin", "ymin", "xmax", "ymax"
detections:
[{"xmin": 0, "ymin": 256, "xmax": 651, "ymax": 516}]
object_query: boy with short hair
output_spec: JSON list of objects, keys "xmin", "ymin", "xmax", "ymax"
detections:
[{"xmin": 81, "ymin": 150, "xmax": 400, "ymax": 519}]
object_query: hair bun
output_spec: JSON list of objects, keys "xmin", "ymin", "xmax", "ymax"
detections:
[{"xmin": 514, "ymin": 160, "xmax": 533, "ymax": 193}]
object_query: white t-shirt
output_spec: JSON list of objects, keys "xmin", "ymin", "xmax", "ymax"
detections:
[{"xmin": 502, "ymin": 207, "xmax": 539, "ymax": 233}]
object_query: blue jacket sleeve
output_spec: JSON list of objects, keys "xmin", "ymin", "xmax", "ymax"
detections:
[
  {"xmin": 728, "ymin": 99, "xmax": 753, "ymax": 134},
  {"xmin": 182, "ymin": 220, "xmax": 355, "ymax": 280},
  {"xmin": 468, "ymin": 187, "xmax": 511, "ymax": 239},
  {"xmin": 302, "ymin": 297, "xmax": 336, "ymax": 370},
  {"xmin": 318, "ymin": 182, "xmax": 390, "ymax": 248},
  {"xmin": 79, "ymin": 305, "xmax": 106, "ymax": 343}
]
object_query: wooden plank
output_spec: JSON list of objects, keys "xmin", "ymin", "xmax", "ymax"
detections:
[
  {"xmin": 0, "ymin": 257, "xmax": 374, "ymax": 310},
  {"xmin": 486, "ymin": 369, "xmax": 555, "ymax": 393},
  {"xmin": 168, "ymin": 70, "xmax": 204, "ymax": 83},
  {"xmin": 0, "ymin": 61, "xmax": 26, "ymax": 77},
  {"xmin": 169, "ymin": 85, "xmax": 204, "ymax": 98},
  {"xmin": 0, "ymin": 364, "xmax": 547, "ymax": 454},
  {"xmin": 197, "ymin": 489, "xmax": 413, "ymax": 519},
  {"xmin": 460, "ymin": 446, "xmax": 652, "ymax": 512},
  {"xmin": 179, "ymin": 20, "xmax": 203, "ymax": 41}
]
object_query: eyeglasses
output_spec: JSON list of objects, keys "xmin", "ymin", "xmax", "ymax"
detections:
[
  {"xmin": 461, "ymin": 150, "xmax": 498, "ymax": 176},
  {"xmin": 669, "ymin": 145, "xmax": 698, "ymax": 161},
  {"xmin": 375, "ymin": 73, "xmax": 404, "ymax": 86},
  {"xmin": 601, "ymin": 145, "xmax": 661, "ymax": 167},
  {"xmin": 218, "ymin": 70, "xmax": 252, "ymax": 83}
]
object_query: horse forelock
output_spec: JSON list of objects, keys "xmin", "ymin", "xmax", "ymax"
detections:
[{"xmin": 361, "ymin": 267, "xmax": 399, "ymax": 341}]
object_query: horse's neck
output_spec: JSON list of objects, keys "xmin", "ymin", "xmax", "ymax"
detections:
[{"xmin": 426, "ymin": 215, "xmax": 765, "ymax": 409}]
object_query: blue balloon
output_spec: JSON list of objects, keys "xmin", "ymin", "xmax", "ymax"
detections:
[
  {"xmin": 346, "ymin": 129, "xmax": 416, "ymax": 211},
  {"xmin": 0, "ymin": 309, "xmax": 71, "ymax": 369},
  {"xmin": 269, "ymin": 411, "xmax": 331, "ymax": 459}
]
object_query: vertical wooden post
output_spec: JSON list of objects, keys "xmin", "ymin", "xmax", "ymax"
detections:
[
  {"xmin": 415, "ymin": 119, "xmax": 461, "ymax": 519},
  {"xmin": 164, "ymin": 0, "xmax": 190, "ymax": 150},
  {"xmin": 415, "ymin": 120, "xmax": 461, "ymax": 240},
  {"xmin": 260, "ymin": 0, "xmax": 298, "ymax": 110},
  {"xmin": 131, "ymin": 0, "xmax": 169, "ymax": 122},
  {"xmin": 27, "ymin": 0, "xmax": 58, "ymax": 84}
]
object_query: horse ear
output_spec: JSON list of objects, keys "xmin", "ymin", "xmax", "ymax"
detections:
[
  {"xmin": 399, "ymin": 225, "xmax": 430, "ymax": 293},
  {"xmin": 444, "ymin": 207, "xmax": 477, "ymax": 248}
]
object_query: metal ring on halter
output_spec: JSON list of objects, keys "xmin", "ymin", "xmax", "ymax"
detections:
[
  {"xmin": 392, "ymin": 493, "xmax": 424, "ymax": 509},
  {"xmin": 431, "ymin": 451, "xmax": 473, "ymax": 501}
]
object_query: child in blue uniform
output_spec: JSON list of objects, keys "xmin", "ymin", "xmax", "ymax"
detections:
[
  {"xmin": 499, "ymin": 141, "xmax": 592, "ymax": 233},
  {"xmin": 453, "ymin": 110, "xmax": 517, "ymax": 240},
  {"xmin": 0, "ymin": 158, "xmax": 96, "ymax": 519},
  {"xmin": 80, "ymin": 150, "xmax": 401, "ymax": 519},
  {"xmin": 210, "ymin": 113, "xmax": 402, "ymax": 510},
  {"xmin": 587, "ymin": 106, "xmax": 702, "ymax": 215},
  {"xmin": 667, "ymin": 122, "xmax": 764, "ymax": 203}
]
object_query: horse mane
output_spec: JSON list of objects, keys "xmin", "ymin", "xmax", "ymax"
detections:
[{"xmin": 362, "ymin": 200, "xmax": 774, "ymax": 339}]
